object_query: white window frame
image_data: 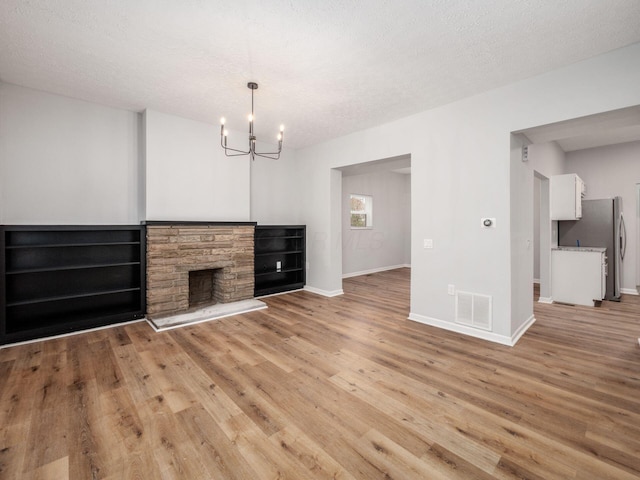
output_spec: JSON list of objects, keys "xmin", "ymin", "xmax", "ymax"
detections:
[{"xmin": 350, "ymin": 194, "xmax": 373, "ymax": 229}]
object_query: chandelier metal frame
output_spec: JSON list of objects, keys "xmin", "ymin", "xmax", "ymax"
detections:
[{"xmin": 220, "ymin": 82, "xmax": 284, "ymax": 161}]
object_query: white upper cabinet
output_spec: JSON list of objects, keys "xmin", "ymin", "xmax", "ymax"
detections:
[{"xmin": 550, "ymin": 174, "xmax": 585, "ymax": 221}]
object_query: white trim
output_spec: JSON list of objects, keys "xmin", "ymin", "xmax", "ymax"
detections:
[
  {"xmin": 620, "ymin": 288, "xmax": 639, "ymax": 296},
  {"xmin": 304, "ymin": 285, "xmax": 344, "ymax": 297},
  {"xmin": 511, "ymin": 315, "xmax": 536, "ymax": 345},
  {"xmin": 0, "ymin": 318, "xmax": 145, "ymax": 350},
  {"xmin": 408, "ymin": 312, "xmax": 536, "ymax": 347},
  {"xmin": 537, "ymin": 296, "xmax": 553, "ymax": 304},
  {"xmin": 342, "ymin": 264, "xmax": 410, "ymax": 279},
  {"xmin": 533, "ymin": 279, "xmax": 541, "ymax": 284}
]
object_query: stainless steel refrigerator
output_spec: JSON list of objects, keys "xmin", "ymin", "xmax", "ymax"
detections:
[{"xmin": 558, "ymin": 197, "xmax": 626, "ymax": 301}]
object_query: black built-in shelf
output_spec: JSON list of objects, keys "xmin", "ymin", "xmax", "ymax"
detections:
[
  {"xmin": 254, "ymin": 225, "xmax": 305, "ymax": 297},
  {"xmin": 0, "ymin": 225, "xmax": 146, "ymax": 344}
]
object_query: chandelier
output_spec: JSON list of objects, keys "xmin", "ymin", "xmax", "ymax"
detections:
[{"xmin": 220, "ymin": 82, "xmax": 284, "ymax": 161}]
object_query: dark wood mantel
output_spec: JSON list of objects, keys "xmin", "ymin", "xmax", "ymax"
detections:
[{"xmin": 142, "ymin": 221, "xmax": 257, "ymax": 227}]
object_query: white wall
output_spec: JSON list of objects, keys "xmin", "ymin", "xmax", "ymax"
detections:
[
  {"xmin": 565, "ymin": 140, "xmax": 640, "ymax": 293},
  {"xmin": 529, "ymin": 141, "xmax": 566, "ymax": 178},
  {"xmin": 341, "ymin": 171, "xmax": 411, "ymax": 276},
  {"xmin": 0, "ymin": 81, "xmax": 293, "ymax": 226},
  {"xmin": 0, "ymin": 82, "xmax": 141, "ymax": 224},
  {"xmin": 533, "ymin": 176, "xmax": 540, "ymax": 281},
  {"xmin": 529, "ymin": 141, "xmax": 566, "ymax": 300},
  {"xmin": 402, "ymin": 174, "xmax": 411, "ymax": 264},
  {"xmin": 250, "ymin": 147, "xmax": 301, "ymax": 224},
  {"xmin": 296, "ymin": 42, "xmax": 640, "ymax": 345},
  {"xmin": 144, "ymin": 109, "xmax": 250, "ymax": 221}
]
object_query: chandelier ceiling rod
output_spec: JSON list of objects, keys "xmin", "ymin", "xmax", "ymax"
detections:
[{"xmin": 220, "ymin": 82, "xmax": 284, "ymax": 161}]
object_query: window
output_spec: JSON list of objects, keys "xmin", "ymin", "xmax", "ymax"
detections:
[{"xmin": 350, "ymin": 194, "xmax": 373, "ymax": 228}]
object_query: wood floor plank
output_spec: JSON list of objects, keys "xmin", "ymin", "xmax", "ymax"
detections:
[
  {"xmin": 67, "ymin": 377, "xmax": 107, "ymax": 479},
  {"xmin": 2, "ymin": 267, "xmax": 640, "ymax": 478},
  {"xmin": 329, "ymin": 368, "xmax": 503, "ymax": 475},
  {"xmin": 170, "ymin": 331, "xmax": 289, "ymax": 436},
  {"xmin": 29, "ymin": 455, "xmax": 69, "ymax": 480},
  {"xmin": 110, "ymin": 342, "xmax": 163, "ymax": 406},
  {"xmin": 222, "ymin": 412, "xmax": 318, "ymax": 480},
  {"xmin": 176, "ymin": 404, "xmax": 262, "ymax": 480},
  {"xmin": 353, "ymin": 428, "xmax": 450, "ymax": 480},
  {"xmin": 0, "ymin": 341, "xmax": 49, "ymax": 478},
  {"xmin": 136, "ymin": 393, "xmax": 211, "ymax": 479},
  {"xmin": 21, "ymin": 343, "xmax": 70, "ymax": 474},
  {"xmin": 269, "ymin": 424, "xmax": 358, "ymax": 480}
]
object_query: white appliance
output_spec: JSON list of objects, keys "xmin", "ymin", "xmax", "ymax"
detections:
[{"xmin": 551, "ymin": 247, "xmax": 606, "ymax": 307}]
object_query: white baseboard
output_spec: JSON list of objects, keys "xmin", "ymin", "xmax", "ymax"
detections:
[
  {"xmin": 621, "ymin": 288, "xmax": 639, "ymax": 296},
  {"xmin": 303, "ymin": 285, "xmax": 344, "ymax": 297},
  {"xmin": 342, "ymin": 264, "xmax": 411, "ymax": 279},
  {"xmin": 538, "ymin": 296, "xmax": 553, "ymax": 304},
  {"xmin": 408, "ymin": 312, "xmax": 536, "ymax": 347},
  {"xmin": 511, "ymin": 315, "xmax": 536, "ymax": 345}
]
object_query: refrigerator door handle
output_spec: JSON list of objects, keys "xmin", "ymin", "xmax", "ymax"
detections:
[{"xmin": 620, "ymin": 213, "xmax": 627, "ymax": 261}]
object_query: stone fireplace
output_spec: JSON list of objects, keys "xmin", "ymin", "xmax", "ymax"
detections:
[{"xmin": 145, "ymin": 222, "xmax": 255, "ymax": 319}]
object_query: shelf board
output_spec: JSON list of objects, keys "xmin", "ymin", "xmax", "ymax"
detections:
[
  {"xmin": 256, "ymin": 235, "xmax": 303, "ymax": 239},
  {"xmin": 255, "ymin": 282, "xmax": 304, "ymax": 296},
  {"xmin": 255, "ymin": 249, "xmax": 303, "ymax": 256},
  {"xmin": 6, "ymin": 241, "xmax": 141, "ymax": 249},
  {"xmin": 6, "ymin": 287, "xmax": 142, "ymax": 307},
  {"xmin": 6, "ymin": 261, "xmax": 141, "ymax": 275},
  {"xmin": 255, "ymin": 267, "xmax": 303, "ymax": 277}
]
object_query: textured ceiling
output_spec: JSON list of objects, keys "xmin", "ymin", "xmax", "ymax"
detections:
[{"xmin": 1, "ymin": 1, "xmax": 640, "ymax": 150}]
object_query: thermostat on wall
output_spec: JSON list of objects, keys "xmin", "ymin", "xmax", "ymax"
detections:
[{"xmin": 481, "ymin": 217, "xmax": 496, "ymax": 228}]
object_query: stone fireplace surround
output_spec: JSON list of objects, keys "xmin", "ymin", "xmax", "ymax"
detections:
[{"xmin": 145, "ymin": 221, "xmax": 256, "ymax": 319}]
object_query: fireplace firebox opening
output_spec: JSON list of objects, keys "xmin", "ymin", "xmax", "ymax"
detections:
[{"xmin": 189, "ymin": 268, "xmax": 224, "ymax": 309}]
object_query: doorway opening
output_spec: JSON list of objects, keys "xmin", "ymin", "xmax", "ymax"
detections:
[{"xmin": 335, "ymin": 154, "xmax": 411, "ymax": 280}]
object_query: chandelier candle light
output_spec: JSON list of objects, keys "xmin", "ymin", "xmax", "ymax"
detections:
[{"xmin": 220, "ymin": 82, "xmax": 284, "ymax": 161}]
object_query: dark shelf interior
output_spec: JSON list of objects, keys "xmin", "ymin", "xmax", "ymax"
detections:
[
  {"xmin": 254, "ymin": 225, "xmax": 305, "ymax": 297},
  {"xmin": 1, "ymin": 225, "xmax": 146, "ymax": 344},
  {"xmin": 5, "ymin": 290, "xmax": 143, "ymax": 335},
  {"xmin": 255, "ymin": 267, "xmax": 303, "ymax": 277}
]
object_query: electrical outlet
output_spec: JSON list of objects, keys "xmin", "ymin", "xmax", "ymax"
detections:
[
  {"xmin": 424, "ymin": 239, "xmax": 433, "ymax": 249},
  {"xmin": 448, "ymin": 284, "xmax": 455, "ymax": 295},
  {"xmin": 276, "ymin": 261, "xmax": 282, "ymax": 272}
]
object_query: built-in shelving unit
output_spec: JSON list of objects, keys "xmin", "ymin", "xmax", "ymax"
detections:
[
  {"xmin": 0, "ymin": 225, "xmax": 146, "ymax": 344},
  {"xmin": 254, "ymin": 225, "xmax": 305, "ymax": 297}
]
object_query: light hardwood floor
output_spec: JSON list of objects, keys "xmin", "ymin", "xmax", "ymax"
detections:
[{"xmin": 1, "ymin": 268, "xmax": 640, "ymax": 479}]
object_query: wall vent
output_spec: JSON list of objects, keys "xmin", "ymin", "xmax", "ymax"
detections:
[{"xmin": 455, "ymin": 291, "xmax": 492, "ymax": 331}]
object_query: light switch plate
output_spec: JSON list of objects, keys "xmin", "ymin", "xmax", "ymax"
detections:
[{"xmin": 424, "ymin": 239, "xmax": 433, "ymax": 249}]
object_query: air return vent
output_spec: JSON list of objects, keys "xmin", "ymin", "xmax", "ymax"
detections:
[{"xmin": 455, "ymin": 291, "xmax": 492, "ymax": 331}]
